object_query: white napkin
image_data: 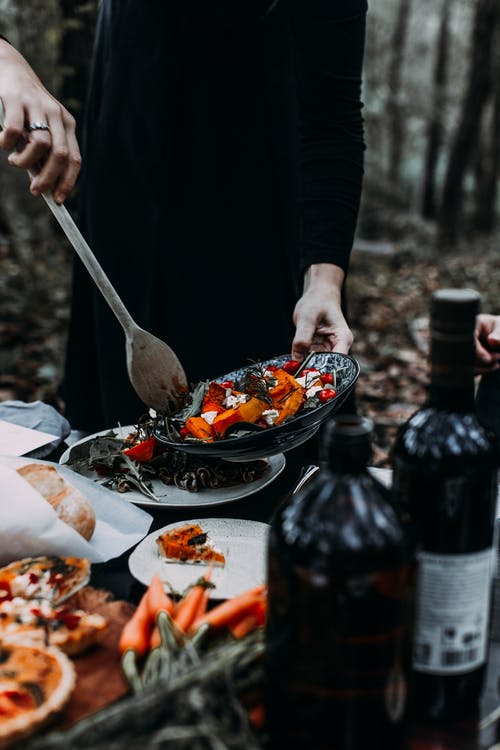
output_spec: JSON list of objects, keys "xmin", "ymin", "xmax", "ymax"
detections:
[{"xmin": 0, "ymin": 457, "xmax": 153, "ymax": 566}]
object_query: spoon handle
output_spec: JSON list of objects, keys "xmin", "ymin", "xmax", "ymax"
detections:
[
  {"xmin": 0, "ymin": 97, "xmax": 137, "ymax": 337},
  {"xmin": 42, "ymin": 192, "xmax": 137, "ymax": 336}
]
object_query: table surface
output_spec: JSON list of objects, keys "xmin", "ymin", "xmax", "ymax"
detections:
[{"xmin": 58, "ymin": 435, "xmax": 500, "ymax": 750}]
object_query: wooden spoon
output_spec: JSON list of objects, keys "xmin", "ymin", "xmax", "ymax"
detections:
[{"xmin": 0, "ymin": 102, "xmax": 189, "ymax": 414}]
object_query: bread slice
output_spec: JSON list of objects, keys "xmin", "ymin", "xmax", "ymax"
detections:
[{"xmin": 16, "ymin": 464, "xmax": 96, "ymax": 541}]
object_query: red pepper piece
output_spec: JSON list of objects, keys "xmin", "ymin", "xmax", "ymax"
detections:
[{"xmin": 122, "ymin": 435, "xmax": 156, "ymax": 463}]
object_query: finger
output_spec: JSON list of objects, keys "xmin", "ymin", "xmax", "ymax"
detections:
[
  {"xmin": 475, "ymin": 361, "xmax": 500, "ymax": 376},
  {"xmin": 487, "ymin": 328, "xmax": 500, "ymax": 348},
  {"xmin": 292, "ymin": 320, "xmax": 316, "ymax": 361},
  {"xmin": 8, "ymin": 109, "xmax": 53, "ymax": 173},
  {"xmin": 314, "ymin": 325, "xmax": 353, "ymax": 354},
  {"xmin": 0, "ymin": 98, "xmax": 25, "ymax": 152},
  {"xmin": 52, "ymin": 118, "xmax": 81, "ymax": 203},
  {"xmin": 29, "ymin": 108, "xmax": 69, "ymax": 195},
  {"xmin": 475, "ymin": 342, "xmax": 496, "ymax": 368}
]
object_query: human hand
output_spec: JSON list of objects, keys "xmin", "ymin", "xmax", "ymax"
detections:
[
  {"xmin": 0, "ymin": 39, "xmax": 81, "ymax": 203},
  {"xmin": 475, "ymin": 314, "xmax": 500, "ymax": 375},
  {"xmin": 291, "ymin": 264, "xmax": 353, "ymax": 361}
]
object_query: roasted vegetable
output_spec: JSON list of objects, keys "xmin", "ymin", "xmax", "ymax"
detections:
[
  {"xmin": 269, "ymin": 370, "xmax": 304, "ymax": 425},
  {"xmin": 212, "ymin": 397, "xmax": 267, "ymax": 438},
  {"xmin": 201, "ymin": 382, "xmax": 228, "ymax": 415},
  {"xmin": 184, "ymin": 416, "xmax": 215, "ymax": 441},
  {"xmin": 122, "ymin": 436, "xmax": 156, "ymax": 462}
]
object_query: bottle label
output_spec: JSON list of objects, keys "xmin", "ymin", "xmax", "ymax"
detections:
[{"xmin": 413, "ymin": 548, "xmax": 494, "ymax": 674}]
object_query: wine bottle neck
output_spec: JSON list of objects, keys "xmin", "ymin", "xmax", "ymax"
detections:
[
  {"xmin": 428, "ymin": 329, "xmax": 476, "ymax": 411},
  {"xmin": 428, "ymin": 383, "xmax": 476, "ymax": 412},
  {"xmin": 328, "ymin": 443, "xmax": 370, "ymax": 473}
]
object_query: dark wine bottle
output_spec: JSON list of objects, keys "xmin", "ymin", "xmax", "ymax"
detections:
[
  {"xmin": 265, "ymin": 415, "xmax": 414, "ymax": 750},
  {"xmin": 392, "ymin": 288, "xmax": 500, "ymax": 723}
]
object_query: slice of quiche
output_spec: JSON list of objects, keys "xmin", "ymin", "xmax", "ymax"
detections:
[
  {"xmin": 156, "ymin": 523, "xmax": 225, "ymax": 566},
  {"xmin": 0, "ymin": 642, "xmax": 75, "ymax": 748},
  {"xmin": 0, "ymin": 557, "xmax": 91, "ymax": 607},
  {"xmin": 0, "ymin": 597, "xmax": 108, "ymax": 656}
]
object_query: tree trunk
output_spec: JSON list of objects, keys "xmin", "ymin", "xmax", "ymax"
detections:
[
  {"xmin": 0, "ymin": 0, "xmax": 62, "ymax": 244},
  {"xmin": 421, "ymin": 0, "xmax": 452, "ymax": 220},
  {"xmin": 386, "ymin": 0, "xmax": 413, "ymax": 187},
  {"xmin": 472, "ymin": 26, "xmax": 500, "ymax": 233},
  {"xmin": 437, "ymin": 0, "xmax": 500, "ymax": 248}
]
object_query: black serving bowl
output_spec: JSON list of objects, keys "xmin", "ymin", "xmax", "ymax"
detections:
[{"xmin": 154, "ymin": 352, "xmax": 360, "ymax": 461}]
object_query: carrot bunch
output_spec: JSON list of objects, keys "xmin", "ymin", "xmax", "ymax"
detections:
[
  {"xmin": 190, "ymin": 584, "xmax": 267, "ymax": 639},
  {"xmin": 118, "ymin": 574, "xmax": 267, "ymax": 692}
]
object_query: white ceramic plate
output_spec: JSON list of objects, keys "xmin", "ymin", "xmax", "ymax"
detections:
[
  {"xmin": 128, "ymin": 518, "xmax": 269, "ymax": 600},
  {"xmin": 59, "ymin": 426, "xmax": 286, "ymax": 509}
]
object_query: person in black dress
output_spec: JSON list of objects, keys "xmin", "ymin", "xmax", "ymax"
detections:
[{"xmin": 60, "ymin": 0, "xmax": 368, "ymax": 432}]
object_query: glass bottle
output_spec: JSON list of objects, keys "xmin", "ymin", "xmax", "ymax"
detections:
[
  {"xmin": 392, "ymin": 288, "xmax": 499, "ymax": 723},
  {"xmin": 265, "ymin": 415, "xmax": 414, "ymax": 750}
]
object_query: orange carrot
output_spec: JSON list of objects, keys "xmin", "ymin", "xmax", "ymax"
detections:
[
  {"xmin": 147, "ymin": 575, "xmax": 175, "ymax": 619},
  {"xmin": 193, "ymin": 588, "xmax": 210, "ymax": 621},
  {"xmin": 174, "ymin": 572, "xmax": 212, "ymax": 632},
  {"xmin": 146, "ymin": 576, "xmax": 175, "ymax": 650},
  {"xmin": 149, "ymin": 625, "xmax": 161, "ymax": 650},
  {"xmin": 230, "ymin": 613, "xmax": 259, "ymax": 639},
  {"xmin": 119, "ymin": 587, "xmax": 153, "ymax": 658},
  {"xmin": 229, "ymin": 597, "xmax": 267, "ymax": 638},
  {"xmin": 191, "ymin": 585, "xmax": 266, "ymax": 632},
  {"xmin": 250, "ymin": 597, "xmax": 267, "ymax": 627}
]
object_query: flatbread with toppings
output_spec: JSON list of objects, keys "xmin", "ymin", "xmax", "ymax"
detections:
[
  {"xmin": 0, "ymin": 597, "xmax": 108, "ymax": 656},
  {"xmin": 156, "ymin": 523, "xmax": 225, "ymax": 566},
  {"xmin": 0, "ymin": 557, "xmax": 91, "ymax": 607},
  {"xmin": 0, "ymin": 642, "xmax": 75, "ymax": 748}
]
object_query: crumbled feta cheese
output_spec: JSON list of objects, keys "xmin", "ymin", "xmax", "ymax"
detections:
[
  {"xmin": 306, "ymin": 384, "xmax": 324, "ymax": 399},
  {"xmin": 12, "ymin": 572, "xmax": 51, "ymax": 599},
  {"xmin": 225, "ymin": 393, "xmax": 249, "ymax": 409},
  {"xmin": 201, "ymin": 410, "xmax": 218, "ymax": 425},
  {"xmin": 296, "ymin": 370, "xmax": 322, "ymax": 388},
  {"xmin": 262, "ymin": 409, "xmax": 280, "ymax": 426}
]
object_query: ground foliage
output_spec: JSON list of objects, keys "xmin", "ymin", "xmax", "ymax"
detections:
[{"xmin": 1, "ymin": 223, "xmax": 499, "ymax": 469}]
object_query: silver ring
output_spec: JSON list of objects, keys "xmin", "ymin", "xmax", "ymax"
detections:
[{"xmin": 28, "ymin": 121, "xmax": 50, "ymax": 133}]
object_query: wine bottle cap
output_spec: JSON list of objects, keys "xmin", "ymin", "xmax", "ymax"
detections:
[
  {"xmin": 431, "ymin": 288, "xmax": 481, "ymax": 334},
  {"xmin": 323, "ymin": 414, "xmax": 373, "ymax": 470}
]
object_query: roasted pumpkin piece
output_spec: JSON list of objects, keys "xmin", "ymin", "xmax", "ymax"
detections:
[
  {"xmin": 213, "ymin": 397, "xmax": 267, "ymax": 438},
  {"xmin": 201, "ymin": 382, "xmax": 228, "ymax": 415},
  {"xmin": 274, "ymin": 386, "xmax": 304, "ymax": 424},
  {"xmin": 185, "ymin": 416, "xmax": 215, "ymax": 441},
  {"xmin": 270, "ymin": 369, "xmax": 304, "ymax": 425}
]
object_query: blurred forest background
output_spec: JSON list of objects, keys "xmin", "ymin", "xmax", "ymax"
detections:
[{"xmin": 1, "ymin": 0, "xmax": 500, "ymax": 465}]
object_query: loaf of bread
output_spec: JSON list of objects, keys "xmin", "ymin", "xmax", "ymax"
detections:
[{"xmin": 16, "ymin": 464, "xmax": 96, "ymax": 542}]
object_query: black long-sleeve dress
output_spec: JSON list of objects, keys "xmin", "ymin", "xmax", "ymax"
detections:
[{"xmin": 61, "ymin": 0, "xmax": 367, "ymax": 432}]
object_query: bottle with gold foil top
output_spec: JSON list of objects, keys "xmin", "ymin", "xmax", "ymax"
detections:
[
  {"xmin": 392, "ymin": 288, "xmax": 499, "ymax": 723},
  {"xmin": 265, "ymin": 415, "xmax": 414, "ymax": 750}
]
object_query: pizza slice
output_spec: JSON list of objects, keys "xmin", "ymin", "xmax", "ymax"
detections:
[
  {"xmin": 0, "ymin": 597, "xmax": 108, "ymax": 656},
  {"xmin": 0, "ymin": 642, "xmax": 75, "ymax": 748},
  {"xmin": 0, "ymin": 557, "xmax": 91, "ymax": 607},
  {"xmin": 156, "ymin": 523, "xmax": 225, "ymax": 566}
]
